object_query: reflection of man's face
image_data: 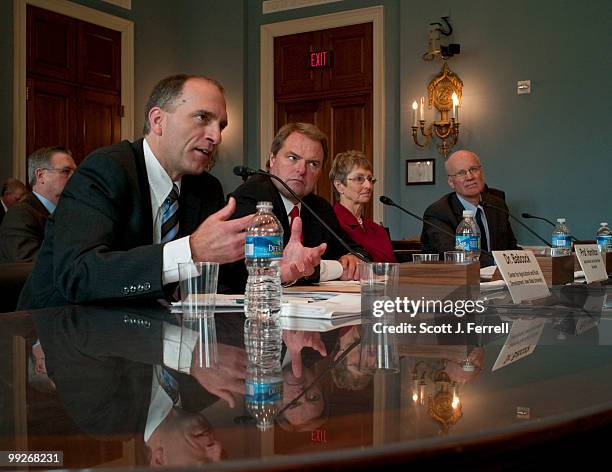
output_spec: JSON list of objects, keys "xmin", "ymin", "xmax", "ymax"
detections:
[
  {"xmin": 149, "ymin": 408, "xmax": 223, "ymax": 466},
  {"xmin": 268, "ymin": 132, "xmax": 324, "ymax": 202},
  {"xmin": 282, "ymin": 366, "xmax": 324, "ymax": 427}
]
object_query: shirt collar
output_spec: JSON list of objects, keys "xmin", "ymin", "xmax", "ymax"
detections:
[
  {"xmin": 279, "ymin": 192, "xmax": 301, "ymax": 216},
  {"xmin": 456, "ymin": 193, "xmax": 482, "ymax": 213},
  {"xmin": 1, "ymin": 199, "xmax": 7, "ymax": 213},
  {"xmin": 143, "ymin": 138, "xmax": 181, "ymax": 210},
  {"xmin": 32, "ymin": 191, "xmax": 56, "ymax": 214}
]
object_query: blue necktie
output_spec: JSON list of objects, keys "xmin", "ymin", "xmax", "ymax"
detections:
[
  {"xmin": 475, "ymin": 207, "xmax": 488, "ymax": 251},
  {"xmin": 161, "ymin": 184, "xmax": 179, "ymax": 243},
  {"xmin": 156, "ymin": 365, "xmax": 180, "ymax": 405}
]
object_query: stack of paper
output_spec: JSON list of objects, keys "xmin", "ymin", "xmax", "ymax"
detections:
[{"xmin": 281, "ymin": 293, "xmax": 361, "ymax": 319}]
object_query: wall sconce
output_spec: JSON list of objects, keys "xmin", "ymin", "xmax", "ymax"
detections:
[
  {"xmin": 410, "ymin": 360, "xmax": 463, "ymax": 434},
  {"xmin": 412, "ymin": 62, "xmax": 463, "ymax": 158}
]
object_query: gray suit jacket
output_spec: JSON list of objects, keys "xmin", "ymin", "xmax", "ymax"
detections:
[
  {"xmin": 18, "ymin": 139, "xmax": 225, "ymax": 309},
  {"xmin": 0, "ymin": 192, "xmax": 50, "ymax": 263}
]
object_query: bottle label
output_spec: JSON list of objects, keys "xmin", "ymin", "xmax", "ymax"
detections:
[
  {"xmin": 245, "ymin": 379, "xmax": 282, "ymax": 403},
  {"xmin": 552, "ymin": 235, "xmax": 571, "ymax": 248},
  {"xmin": 597, "ymin": 235, "xmax": 612, "ymax": 248},
  {"xmin": 456, "ymin": 235, "xmax": 480, "ymax": 251},
  {"xmin": 245, "ymin": 235, "xmax": 283, "ymax": 259}
]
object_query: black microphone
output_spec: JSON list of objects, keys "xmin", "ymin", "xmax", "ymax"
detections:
[
  {"xmin": 522, "ymin": 212, "xmax": 578, "ymax": 242},
  {"xmin": 521, "ymin": 212, "xmax": 555, "ymax": 227},
  {"xmin": 482, "ymin": 201, "xmax": 552, "ymax": 247},
  {"xmin": 379, "ymin": 195, "xmax": 493, "ymax": 258},
  {"xmin": 232, "ymin": 166, "xmax": 369, "ymax": 262}
]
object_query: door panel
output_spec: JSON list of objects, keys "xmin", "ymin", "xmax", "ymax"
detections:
[
  {"xmin": 26, "ymin": 78, "xmax": 77, "ymax": 159},
  {"xmin": 27, "ymin": 5, "xmax": 77, "ymax": 83},
  {"xmin": 78, "ymin": 22, "xmax": 121, "ymax": 92},
  {"xmin": 77, "ymin": 90, "xmax": 121, "ymax": 164}
]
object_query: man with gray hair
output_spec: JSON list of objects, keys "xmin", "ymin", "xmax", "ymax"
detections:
[
  {"xmin": 0, "ymin": 147, "xmax": 76, "ymax": 263},
  {"xmin": 420, "ymin": 149, "xmax": 519, "ymax": 267},
  {"xmin": 0, "ymin": 177, "xmax": 27, "ymax": 224}
]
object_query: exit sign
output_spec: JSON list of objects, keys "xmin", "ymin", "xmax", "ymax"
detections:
[{"xmin": 308, "ymin": 50, "xmax": 332, "ymax": 69}]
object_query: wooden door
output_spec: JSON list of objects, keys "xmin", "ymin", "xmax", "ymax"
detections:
[
  {"xmin": 274, "ymin": 23, "xmax": 373, "ymax": 215},
  {"xmin": 26, "ymin": 5, "xmax": 121, "ymax": 166}
]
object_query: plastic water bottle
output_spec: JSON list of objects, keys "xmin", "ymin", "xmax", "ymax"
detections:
[
  {"xmin": 244, "ymin": 201, "xmax": 283, "ymax": 321},
  {"xmin": 596, "ymin": 222, "xmax": 612, "ymax": 253},
  {"xmin": 244, "ymin": 201, "xmax": 284, "ymax": 429},
  {"xmin": 244, "ymin": 324, "xmax": 283, "ymax": 430},
  {"xmin": 552, "ymin": 218, "xmax": 571, "ymax": 255},
  {"xmin": 455, "ymin": 210, "xmax": 481, "ymax": 262}
]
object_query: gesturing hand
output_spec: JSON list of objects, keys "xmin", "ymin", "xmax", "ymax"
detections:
[
  {"xmin": 283, "ymin": 330, "xmax": 327, "ymax": 378},
  {"xmin": 279, "ymin": 217, "xmax": 326, "ymax": 283},
  {"xmin": 190, "ymin": 343, "xmax": 247, "ymax": 408},
  {"xmin": 189, "ymin": 197, "xmax": 253, "ymax": 264}
]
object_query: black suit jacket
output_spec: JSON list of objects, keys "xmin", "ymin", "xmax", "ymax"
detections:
[
  {"xmin": 0, "ymin": 203, "xmax": 5, "ymax": 224},
  {"xmin": 32, "ymin": 303, "xmax": 218, "ymax": 439},
  {"xmin": 222, "ymin": 173, "xmax": 368, "ymax": 293},
  {"xmin": 420, "ymin": 192, "xmax": 519, "ymax": 267},
  {"xmin": 0, "ymin": 192, "xmax": 50, "ymax": 263},
  {"xmin": 18, "ymin": 139, "xmax": 225, "ymax": 309}
]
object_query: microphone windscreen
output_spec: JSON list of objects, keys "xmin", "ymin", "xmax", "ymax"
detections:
[
  {"xmin": 233, "ymin": 166, "xmax": 250, "ymax": 177},
  {"xmin": 379, "ymin": 195, "xmax": 394, "ymax": 205}
]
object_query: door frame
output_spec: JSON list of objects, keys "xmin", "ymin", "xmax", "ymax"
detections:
[
  {"xmin": 13, "ymin": 0, "xmax": 134, "ymax": 181},
  {"xmin": 260, "ymin": 5, "xmax": 385, "ymax": 223}
]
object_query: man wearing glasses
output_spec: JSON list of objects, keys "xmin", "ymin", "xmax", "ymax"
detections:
[
  {"xmin": 0, "ymin": 146, "xmax": 76, "ymax": 262},
  {"xmin": 420, "ymin": 149, "xmax": 519, "ymax": 267}
]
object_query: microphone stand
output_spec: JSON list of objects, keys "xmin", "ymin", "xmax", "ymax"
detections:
[{"xmin": 482, "ymin": 201, "xmax": 552, "ymax": 247}]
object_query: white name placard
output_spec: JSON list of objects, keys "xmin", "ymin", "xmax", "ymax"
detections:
[
  {"xmin": 492, "ymin": 250, "xmax": 550, "ymax": 303},
  {"xmin": 574, "ymin": 244, "xmax": 608, "ymax": 284},
  {"xmin": 492, "ymin": 318, "xmax": 545, "ymax": 371}
]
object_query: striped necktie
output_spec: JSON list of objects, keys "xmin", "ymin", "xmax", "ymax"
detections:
[{"xmin": 161, "ymin": 184, "xmax": 179, "ymax": 243}]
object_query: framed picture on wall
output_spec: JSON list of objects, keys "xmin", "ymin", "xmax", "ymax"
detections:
[{"xmin": 406, "ymin": 159, "xmax": 435, "ymax": 185}]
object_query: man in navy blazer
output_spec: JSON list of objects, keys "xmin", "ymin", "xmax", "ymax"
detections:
[
  {"xmin": 18, "ymin": 75, "xmax": 322, "ymax": 309},
  {"xmin": 420, "ymin": 150, "xmax": 519, "ymax": 267}
]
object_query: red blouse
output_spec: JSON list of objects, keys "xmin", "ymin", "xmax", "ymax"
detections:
[{"xmin": 333, "ymin": 202, "xmax": 397, "ymax": 262}]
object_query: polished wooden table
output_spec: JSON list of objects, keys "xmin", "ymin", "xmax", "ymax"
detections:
[{"xmin": 1, "ymin": 284, "xmax": 611, "ymax": 470}]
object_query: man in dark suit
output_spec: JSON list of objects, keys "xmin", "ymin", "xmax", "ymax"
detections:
[
  {"xmin": 226, "ymin": 123, "xmax": 368, "ymax": 293},
  {"xmin": 18, "ymin": 75, "xmax": 256, "ymax": 310},
  {"xmin": 0, "ymin": 147, "xmax": 75, "ymax": 263},
  {"xmin": 420, "ymin": 150, "xmax": 519, "ymax": 267},
  {"xmin": 18, "ymin": 76, "xmax": 322, "ymax": 310},
  {"xmin": 0, "ymin": 177, "xmax": 26, "ymax": 224}
]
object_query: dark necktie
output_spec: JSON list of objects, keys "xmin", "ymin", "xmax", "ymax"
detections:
[
  {"xmin": 156, "ymin": 365, "xmax": 180, "ymax": 405},
  {"xmin": 475, "ymin": 207, "xmax": 489, "ymax": 251},
  {"xmin": 161, "ymin": 184, "xmax": 180, "ymax": 243},
  {"xmin": 288, "ymin": 205, "xmax": 302, "ymax": 243}
]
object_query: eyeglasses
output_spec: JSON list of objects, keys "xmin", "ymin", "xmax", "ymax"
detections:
[
  {"xmin": 448, "ymin": 165, "xmax": 481, "ymax": 179},
  {"xmin": 41, "ymin": 167, "xmax": 75, "ymax": 176},
  {"xmin": 347, "ymin": 175, "xmax": 377, "ymax": 185}
]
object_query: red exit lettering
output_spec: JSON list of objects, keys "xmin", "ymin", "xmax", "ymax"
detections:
[
  {"xmin": 311, "ymin": 429, "xmax": 328, "ymax": 443},
  {"xmin": 309, "ymin": 51, "xmax": 330, "ymax": 68}
]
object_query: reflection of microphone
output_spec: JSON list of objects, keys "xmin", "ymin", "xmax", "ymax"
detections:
[
  {"xmin": 233, "ymin": 166, "xmax": 368, "ymax": 262},
  {"xmin": 482, "ymin": 201, "xmax": 552, "ymax": 248},
  {"xmin": 522, "ymin": 212, "xmax": 578, "ymax": 242},
  {"xmin": 379, "ymin": 196, "xmax": 493, "ymax": 258}
]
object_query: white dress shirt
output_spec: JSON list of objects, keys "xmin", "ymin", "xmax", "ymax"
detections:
[{"xmin": 143, "ymin": 138, "xmax": 192, "ymax": 284}]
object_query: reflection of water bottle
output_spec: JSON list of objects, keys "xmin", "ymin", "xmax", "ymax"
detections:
[
  {"xmin": 596, "ymin": 222, "xmax": 612, "ymax": 253},
  {"xmin": 244, "ymin": 201, "xmax": 283, "ymax": 321},
  {"xmin": 552, "ymin": 218, "xmax": 571, "ymax": 255},
  {"xmin": 455, "ymin": 210, "xmax": 481, "ymax": 262},
  {"xmin": 244, "ymin": 319, "xmax": 283, "ymax": 430}
]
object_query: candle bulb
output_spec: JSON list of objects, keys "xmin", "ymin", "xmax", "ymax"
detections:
[
  {"xmin": 419, "ymin": 96, "xmax": 425, "ymax": 121},
  {"xmin": 452, "ymin": 92, "xmax": 459, "ymax": 122},
  {"xmin": 412, "ymin": 100, "xmax": 418, "ymax": 126}
]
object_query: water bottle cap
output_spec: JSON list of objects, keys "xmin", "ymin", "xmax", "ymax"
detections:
[
  {"xmin": 462, "ymin": 210, "xmax": 474, "ymax": 217},
  {"xmin": 557, "ymin": 218, "xmax": 566, "ymax": 223},
  {"xmin": 256, "ymin": 201, "xmax": 274, "ymax": 210},
  {"xmin": 601, "ymin": 222, "xmax": 608, "ymax": 226}
]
